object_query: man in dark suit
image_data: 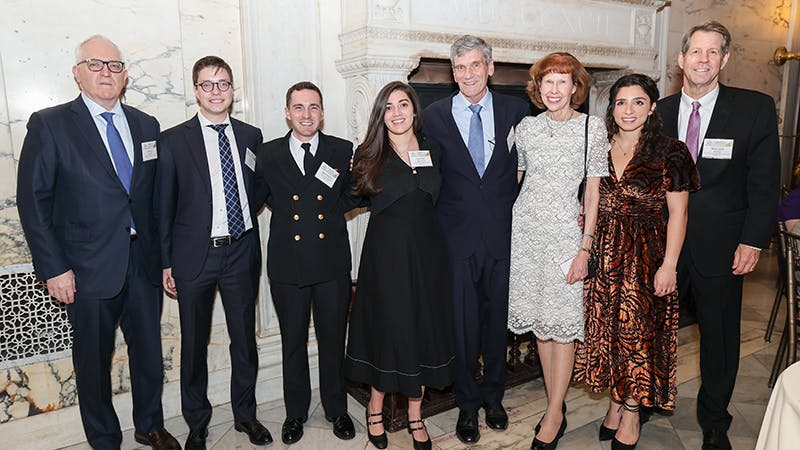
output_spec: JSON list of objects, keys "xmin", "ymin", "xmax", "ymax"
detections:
[
  {"xmin": 422, "ymin": 35, "xmax": 529, "ymax": 444},
  {"xmin": 158, "ymin": 56, "xmax": 271, "ymax": 449},
  {"xmin": 16, "ymin": 35, "xmax": 180, "ymax": 450},
  {"xmin": 657, "ymin": 21, "xmax": 780, "ymax": 450},
  {"xmin": 253, "ymin": 81, "xmax": 355, "ymax": 446}
]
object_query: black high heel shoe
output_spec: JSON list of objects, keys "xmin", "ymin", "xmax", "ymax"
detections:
[
  {"xmin": 611, "ymin": 402, "xmax": 641, "ymax": 450},
  {"xmin": 530, "ymin": 414, "xmax": 567, "ymax": 450},
  {"xmin": 365, "ymin": 409, "xmax": 388, "ymax": 449},
  {"xmin": 599, "ymin": 403, "xmax": 622, "ymax": 441},
  {"xmin": 534, "ymin": 401, "xmax": 567, "ymax": 434},
  {"xmin": 407, "ymin": 419, "xmax": 432, "ymax": 450}
]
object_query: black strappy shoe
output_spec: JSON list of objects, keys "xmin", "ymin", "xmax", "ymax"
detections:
[
  {"xmin": 365, "ymin": 409, "xmax": 387, "ymax": 449},
  {"xmin": 611, "ymin": 402, "xmax": 641, "ymax": 450},
  {"xmin": 407, "ymin": 418, "xmax": 432, "ymax": 450}
]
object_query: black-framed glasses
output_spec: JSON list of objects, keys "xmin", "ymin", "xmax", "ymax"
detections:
[
  {"xmin": 77, "ymin": 59, "xmax": 125, "ymax": 73},
  {"xmin": 195, "ymin": 80, "xmax": 232, "ymax": 92}
]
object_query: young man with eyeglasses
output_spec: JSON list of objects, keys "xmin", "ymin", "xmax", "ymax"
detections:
[
  {"xmin": 158, "ymin": 56, "xmax": 270, "ymax": 450},
  {"xmin": 17, "ymin": 35, "xmax": 180, "ymax": 450}
]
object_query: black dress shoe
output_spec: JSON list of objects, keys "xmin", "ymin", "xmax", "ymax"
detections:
[
  {"xmin": 184, "ymin": 429, "xmax": 208, "ymax": 450},
  {"xmin": 134, "ymin": 428, "xmax": 181, "ymax": 450},
  {"xmin": 531, "ymin": 416, "xmax": 567, "ymax": 450},
  {"xmin": 281, "ymin": 417, "xmax": 305, "ymax": 445},
  {"xmin": 456, "ymin": 409, "xmax": 480, "ymax": 444},
  {"xmin": 365, "ymin": 409, "xmax": 388, "ymax": 449},
  {"xmin": 702, "ymin": 429, "xmax": 732, "ymax": 450},
  {"xmin": 484, "ymin": 403, "xmax": 509, "ymax": 430},
  {"xmin": 408, "ymin": 419, "xmax": 432, "ymax": 450},
  {"xmin": 327, "ymin": 414, "xmax": 356, "ymax": 440},
  {"xmin": 234, "ymin": 420, "xmax": 273, "ymax": 446},
  {"xmin": 535, "ymin": 401, "xmax": 567, "ymax": 434},
  {"xmin": 611, "ymin": 403, "xmax": 641, "ymax": 450}
]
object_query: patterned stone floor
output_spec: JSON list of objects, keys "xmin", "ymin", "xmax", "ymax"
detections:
[{"xmin": 61, "ymin": 254, "xmax": 784, "ymax": 450}]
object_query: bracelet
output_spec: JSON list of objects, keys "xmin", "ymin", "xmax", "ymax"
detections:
[
  {"xmin": 579, "ymin": 246, "xmax": 591, "ymax": 254},
  {"xmin": 583, "ymin": 233, "xmax": 594, "ymax": 240}
]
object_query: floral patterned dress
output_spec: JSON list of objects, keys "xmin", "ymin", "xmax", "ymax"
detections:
[{"xmin": 573, "ymin": 136, "xmax": 700, "ymax": 410}]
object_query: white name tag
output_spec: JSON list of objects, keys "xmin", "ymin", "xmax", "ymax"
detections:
[
  {"xmin": 506, "ymin": 126, "xmax": 516, "ymax": 152},
  {"xmin": 142, "ymin": 141, "xmax": 157, "ymax": 161},
  {"xmin": 315, "ymin": 162, "xmax": 339, "ymax": 188},
  {"xmin": 244, "ymin": 148, "xmax": 256, "ymax": 171},
  {"xmin": 408, "ymin": 150, "xmax": 433, "ymax": 168},
  {"xmin": 702, "ymin": 138, "xmax": 734, "ymax": 160}
]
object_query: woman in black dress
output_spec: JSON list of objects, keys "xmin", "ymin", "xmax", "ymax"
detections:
[{"xmin": 345, "ymin": 81, "xmax": 454, "ymax": 450}]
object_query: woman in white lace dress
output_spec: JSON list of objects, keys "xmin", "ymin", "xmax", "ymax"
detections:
[{"xmin": 508, "ymin": 52, "xmax": 609, "ymax": 450}]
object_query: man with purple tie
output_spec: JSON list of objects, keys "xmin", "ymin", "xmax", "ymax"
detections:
[{"xmin": 656, "ymin": 21, "xmax": 780, "ymax": 450}]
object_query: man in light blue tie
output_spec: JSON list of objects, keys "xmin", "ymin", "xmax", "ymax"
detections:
[
  {"xmin": 423, "ymin": 35, "xmax": 530, "ymax": 444},
  {"xmin": 158, "ymin": 56, "xmax": 270, "ymax": 450},
  {"xmin": 16, "ymin": 35, "xmax": 180, "ymax": 450}
]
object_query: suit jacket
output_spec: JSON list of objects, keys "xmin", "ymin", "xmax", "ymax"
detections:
[
  {"xmin": 423, "ymin": 90, "xmax": 530, "ymax": 260},
  {"xmin": 254, "ymin": 131, "xmax": 353, "ymax": 287},
  {"xmin": 657, "ymin": 84, "xmax": 780, "ymax": 276},
  {"xmin": 158, "ymin": 114, "xmax": 263, "ymax": 280},
  {"xmin": 17, "ymin": 96, "xmax": 161, "ymax": 299}
]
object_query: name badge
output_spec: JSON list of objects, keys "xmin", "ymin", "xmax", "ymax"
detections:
[
  {"xmin": 506, "ymin": 126, "xmax": 516, "ymax": 153},
  {"xmin": 702, "ymin": 138, "xmax": 734, "ymax": 160},
  {"xmin": 408, "ymin": 150, "xmax": 433, "ymax": 168},
  {"xmin": 142, "ymin": 141, "xmax": 157, "ymax": 161},
  {"xmin": 315, "ymin": 162, "xmax": 339, "ymax": 188},
  {"xmin": 244, "ymin": 148, "xmax": 256, "ymax": 171}
]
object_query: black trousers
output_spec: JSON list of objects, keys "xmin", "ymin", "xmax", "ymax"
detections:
[
  {"xmin": 270, "ymin": 275, "xmax": 350, "ymax": 420},
  {"xmin": 449, "ymin": 240, "xmax": 510, "ymax": 413},
  {"xmin": 66, "ymin": 238, "xmax": 164, "ymax": 450},
  {"xmin": 174, "ymin": 232, "xmax": 260, "ymax": 431},
  {"xmin": 678, "ymin": 250, "xmax": 743, "ymax": 432}
]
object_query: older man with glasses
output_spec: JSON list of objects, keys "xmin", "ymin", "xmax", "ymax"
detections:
[{"xmin": 16, "ymin": 35, "xmax": 180, "ymax": 450}]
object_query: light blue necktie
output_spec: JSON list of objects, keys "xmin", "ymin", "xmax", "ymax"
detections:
[
  {"xmin": 100, "ymin": 112, "xmax": 135, "ymax": 231},
  {"xmin": 209, "ymin": 124, "xmax": 246, "ymax": 239},
  {"xmin": 467, "ymin": 104, "xmax": 485, "ymax": 177}
]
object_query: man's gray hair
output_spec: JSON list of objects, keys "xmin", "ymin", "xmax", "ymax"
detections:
[
  {"xmin": 450, "ymin": 35, "xmax": 492, "ymax": 66},
  {"xmin": 75, "ymin": 34, "xmax": 124, "ymax": 63},
  {"xmin": 680, "ymin": 21, "xmax": 732, "ymax": 55}
]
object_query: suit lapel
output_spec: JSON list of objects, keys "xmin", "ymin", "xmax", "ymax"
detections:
[
  {"xmin": 230, "ymin": 119, "xmax": 253, "ymax": 195},
  {"xmin": 69, "ymin": 97, "xmax": 127, "ymax": 193},
  {"xmin": 485, "ymin": 92, "xmax": 509, "ymax": 177},
  {"xmin": 122, "ymin": 105, "xmax": 144, "ymax": 193},
  {"xmin": 696, "ymin": 85, "xmax": 733, "ymax": 175},
  {"xmin": 298, "ymin": 133, "xmax": 331, "ymax": 191},
  {"xmin": 659, "ymin": 95, "xmax": 680, "ymax": 138},
  {"xmin": 185, "ymin": 115, "xmax": 213, "ymax": 196},
  {"xmin": 275, "ymin": 132, "xmax": 304, "ymax": 189}
]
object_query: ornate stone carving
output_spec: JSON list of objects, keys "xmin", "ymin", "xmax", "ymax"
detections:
[{"xmin": 634, "ymin": 9, "xmax": 654, "ymax": 47}]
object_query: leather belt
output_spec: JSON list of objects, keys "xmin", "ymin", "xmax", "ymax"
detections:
[{"xmin": 209, "ymin": 236, "xmax": 233, "ymax": 247}]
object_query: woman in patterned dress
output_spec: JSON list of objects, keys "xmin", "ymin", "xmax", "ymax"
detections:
[
  {"xmin": 508, "ymin": 52, "xmax": 608, "ymax": 450},
  {"xmin": 573, "ymin": 74, "xmax": 699, "ymax": 450}
]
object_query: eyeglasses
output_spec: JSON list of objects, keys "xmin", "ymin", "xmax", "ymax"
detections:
[
  {"xmin": 77, "ymin": 59, "xmax": 125, "ymax": 73},
  {"xmin": 195, "ymin": 80, "xmax": 232, "ymax": 92}
]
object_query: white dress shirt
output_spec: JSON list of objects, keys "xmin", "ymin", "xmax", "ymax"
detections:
[
  {"xmin": 677, "ymin": 85, "xmax": 720, "ymax": 149},
  {"xmin": 197, "ymin": 112, "xmax": 253, "ymax": 238},
  {"xmin": 82, "ymin": 93, "xmax": 134, "ymax": 171},
  {"xmin": 452, "ymin": 90, "xmax": 496, "ymax": 171},
  {"xmin": 288, "ymin": 132, "xmax": 319, "ymax": 176}
]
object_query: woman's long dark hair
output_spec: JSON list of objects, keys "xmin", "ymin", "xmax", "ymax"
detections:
[
  {"xmin": 605, "ymin": 73, "xmax": 664, "ymax": 161},
  {"xmin": 352, "ymin": 81, "xmax": 422, "ymax": 196}
]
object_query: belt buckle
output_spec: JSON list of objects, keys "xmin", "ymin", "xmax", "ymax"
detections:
[{"xmin": 210, "ymin": 236, "xmax": 232, "ymax": 247}]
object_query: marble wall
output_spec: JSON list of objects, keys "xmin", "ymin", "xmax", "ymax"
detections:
[
  {"xmin": 663, "ymin": 0, "xmax": 792, "ymax": 103},
  {"xmin": 0, "ymin": 0, "xmax": 795, "ymax": 448}
]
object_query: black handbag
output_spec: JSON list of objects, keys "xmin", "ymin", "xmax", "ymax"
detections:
[{"xmin": 577, "ymin": 115, "xmax": 597, "ymax": 279}]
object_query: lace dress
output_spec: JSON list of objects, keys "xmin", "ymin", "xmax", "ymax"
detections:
[{"xmin": 508, "ymin": 113, "xmax": 609, "ymax": 342}]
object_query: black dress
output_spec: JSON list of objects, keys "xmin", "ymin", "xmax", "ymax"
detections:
[{"xmin": 344, "ymin": 135, "xmax": 454, "ymax": 397}]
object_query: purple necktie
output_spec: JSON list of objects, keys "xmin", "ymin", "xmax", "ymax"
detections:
[{"xmin": 686, "ymin": 101, "xmax": 701, "ymax": 161}]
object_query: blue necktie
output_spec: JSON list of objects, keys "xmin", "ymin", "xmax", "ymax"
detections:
[
  {"xmin": 100, "ymin": 112, "xmax": 135, "ymax": 231},
  {"xmin": 467, "ymin": 104, "xmax": 485, "ymax": 177},
  {"xmin": 209, "ymin": 124, "xmax": 246, "ymax": 239}
]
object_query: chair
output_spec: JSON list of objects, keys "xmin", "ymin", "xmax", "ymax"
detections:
[
  {"xmin": 765, "ymin": 223, "xmax": 788, "ymax": 342},
  {"xmin": 768, "ymin": 227, "xmax": 800, "ymax": 387}
]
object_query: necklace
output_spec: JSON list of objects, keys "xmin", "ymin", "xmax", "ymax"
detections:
[
  {"xmin": 544, "ymin": 111, "xmax": 574, "ymax": 137},
  {"xmin": 613, "ymin": 139, "xmax": 636, "ymax": 157}
]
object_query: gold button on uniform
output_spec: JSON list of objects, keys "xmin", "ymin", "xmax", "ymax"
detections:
[
  {"xmin": 318, "ymin": 214, "xmax": 324, "ymax": 220},
  {"xmin": 318, "ymin": 233, "xmax": 325, "ymax": 239},
  {"xmin": 317, "ymin": 194, "xmax": 323, "ymax": 201},
  {"xmin": 292, "ymin": 194, "xmax": 299, "ymax": 201},
  {"xmin": 293, "ymin": 214, "xmax": 300, "ymax": 221},
  {"xmin": 294, "ymin": 234, "xmax": 301, "ymax": 241}
]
